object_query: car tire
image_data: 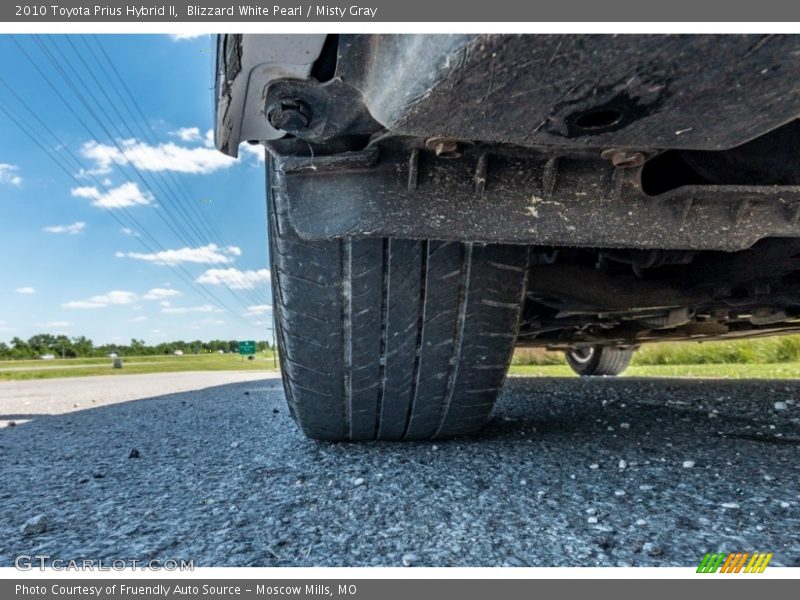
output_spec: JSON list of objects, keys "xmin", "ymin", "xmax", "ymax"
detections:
[
  {"xmin": 268, "ymin": 160, "xmax": 530, "ymax": 441},
  {"xmin": 565, "ymin": 346, "xmax": 635, "ymax": 377}
]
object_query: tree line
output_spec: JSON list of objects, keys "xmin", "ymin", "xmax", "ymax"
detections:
[{"xmin": 0, "ymin": 334, "xmax": 274, "ymax": 360}]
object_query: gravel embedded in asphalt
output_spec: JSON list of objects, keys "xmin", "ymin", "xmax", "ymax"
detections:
[{"xmin": 0, "ymin": 373, "xmax": 799, "ymax": 567}]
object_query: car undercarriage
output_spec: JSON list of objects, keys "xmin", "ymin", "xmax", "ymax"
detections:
[{"xmin": 216, "ymin": 33, "xmax": 800, "ymax": 439}]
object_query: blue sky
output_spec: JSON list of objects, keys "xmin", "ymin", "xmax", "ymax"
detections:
[{"xmin": 0, "ymin": 34, "xmax": 274, "ymax": 345}]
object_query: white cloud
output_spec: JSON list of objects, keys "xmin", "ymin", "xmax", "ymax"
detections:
[
  {"xmin": 37, "ymin": 320, "xmax": 73, "ymax": 329},
  {"xmin": 169, "ymin": 33, "xmax": 208, "ymax": 41},
  {"xmin": 117, "ymin": 243, "xmax": 240, "ymax": 266},
  {"xmin": 161, "ymin": 304, "xmax": 222, "ymax": 315},
  {"xmin": 0, "ymin": 163, "xmax": 22, "ymax": 186},
  {"xmin": 196, "ymin": 318, "xmax": 225, "ymax": 326},
  {"xmin": 203, "ymin": 129, "xmax": 215, "ymax": 148},
  {"xmin": 244, "ymin": 304, "xmax": 273, "ymax": 316},
  {"xmin": 159, "ymin": 300, "xmax": 171, "ymax": 307},
  {"xmin": 142, "ymin": 287, "xmax": 181, "ymax": 300},
  {"xmin": 130, "ymin": 316, "xmax": 148, "ymax": 323},
  {"xmin": 62, "ymin": 290, "xmax": 138, "ymax": 309},
  {"xmin": 170, "ymin": 126, "xmax": 202, "ymax": 142},
  {"xmin": 196, "ymin": 268, "xmax": 270, "ymax": 289},
  {"xmin": 15, "ymin": 287, "xmax": 35, "ymax": 294},
  {"xmin": 240, "ymin": 142, "xmax": 266, "ymax": 162},
  {"xmin": 72, "ymin": 181, "xmax": 153, "ymax": 208},
  {"xmin": 90, "ymin": 290, "xmax": 138, "ymax": 305},
  {"xmin": 81, "ymin": 138, "xmax": 236, "ymax": 175},
  {"xmin": 62, "ymin": 300, "xmax": 106, "ymax": 309},
  {"xmin": 0, "ymin": 321, "xmax": 13, "ymax": 332},
  {"xmin": 121, "ymin": 227, "xmax": 140, "ymax": 237},
  {"xmin": 43, "ymin": 221, "xmax": 86, "ymax": 235}
]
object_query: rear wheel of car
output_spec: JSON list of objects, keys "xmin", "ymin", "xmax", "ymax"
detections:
[
  {"xmin": 268, "ymin": 163, "xmax": 530, "ymax": 441},
  {"xmin": 565, "ymin": 346, "xmax": 635, "ymax": 376}
]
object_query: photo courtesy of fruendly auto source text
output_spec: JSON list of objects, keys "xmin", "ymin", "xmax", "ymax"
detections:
[{"xmin": 0, "ymin": 1, "xmax": 799, "ymax": 597}]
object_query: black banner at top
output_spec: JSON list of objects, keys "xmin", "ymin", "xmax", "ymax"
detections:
[{"xmin": 3, "ymin": 0, "xmax": 800, "ymax": 22}]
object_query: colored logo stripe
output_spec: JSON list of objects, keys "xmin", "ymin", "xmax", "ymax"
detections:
[
  {"xmin": 744, "ymin": 553, "xmax": 773, "ymax": 573},
  {"xmin": 697, "ymin": 553, "xmax": 726, "ymax": 573},
  {"xmin": 698, "ymin": 552, "xmax": 773, "ymax": 573},
  {"xmin": 719, "ymin": 553, "xmax": 737, "ymax": 573},
  {"xmin": 733, "ymin": 553, "xmax": 749, "ymax": 573},
  {"xmin": 721, "ymin": 553, "xmax": 749, "ymax": 573}
]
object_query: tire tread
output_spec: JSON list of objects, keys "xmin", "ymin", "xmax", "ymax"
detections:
[{"xmin": 269, "ymin": 159, "xmax": 528, "ymax": 441}]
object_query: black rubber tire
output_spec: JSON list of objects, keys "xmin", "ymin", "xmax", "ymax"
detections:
[
  {"xmin": 268, "ymin": 165, "xmax": 529, "ymax": 441},
  {"xmin": 565, "ymin": 346, "xmax": 635, "ymax": 377}
]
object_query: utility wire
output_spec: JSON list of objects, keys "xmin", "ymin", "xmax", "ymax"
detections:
[
  {"xmin": 83, "ymin": 35, "xmax": 271, "ymax": 306},
  {"xmin": 33, "ymin": 37, "xmax": 211, "ymax": 261},
  {"xmin": 79, "ymin": 35, "xmax": 269, "ymax": 306},
  {"xmin": 0, "ymin": 93, "xmax": 258, "ymax": 330},
  {"xmin": 0, "ymin": 90, "xmax": 257, "ymax": 329},
  {"xmin": 63, "ymin": 36, "xmax": 214, "ymax": 249},
  {"xmin": 0, "ymin": 40, "xmax": 263, "ymax": 329},
  {"xmin": 26, "ymin": 35, "xmax": 267, "ymax": 315}
]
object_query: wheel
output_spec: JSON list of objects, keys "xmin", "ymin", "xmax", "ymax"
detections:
[
  {"xmin": 268, "ymin": 162, "xmax": 529, "ymax": 441},
  {"xmin": 565, "ymin": 346, "xmax": 635, "ymax": 376}
]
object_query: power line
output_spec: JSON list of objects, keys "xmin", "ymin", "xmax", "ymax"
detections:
[
  {"xmin": 33, "ymin": 36, "xmax": 212, "ymax": 260},
  {"xmin": 84, "ymin": 35, "xmax": 272, "ymax": 306},
  {"xmin": 0, "ymin": 40, "xmax": 263, "ymax": 329},
  {"xmin": 0, "ymin": 90, "xmax": 257, "ymax": 330},
  {"xmin": 64, "ymin": 36, "xmax": 215, "ymax": 250},
  {"xmin": 18, "ymin": 35, "xmax": 267, "ymax": 317}
]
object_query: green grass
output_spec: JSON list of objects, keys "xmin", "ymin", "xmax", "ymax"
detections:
[
  {"xmin": 633, "ymin": 337, "xmax": 800, "ymax": 365},
  {"xmin": 508, "ymin": 362, "xmax": 800, "ymax": 379},
  {"xmin": 513, "ymin": 336, "xmax": 800, "ymax": 368},
  {"xmin": 0, "ymin": 352, "xmax": 278, "ymax": 381},
  {"xmin": 6, "ymin": 337, "xmax": 800, "ymax": 381}
]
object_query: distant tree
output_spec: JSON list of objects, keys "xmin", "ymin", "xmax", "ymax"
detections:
[
  {"xmin": 72, "ymin": 336, "xmax": 94, "ymax": 357},
  {"xmin": 208, "ymin": 339, "xmax": 228, "ymax": 352},
  {"xmin": 53, "ymin": 334, "xmax": 75, "ymax": 358},
  {"xmin": 1, "ymin": 333, "xmax": 275, "ymax": 361},
  {"xmin": 11, "ymin": 336, "xmax": 32, "ymax": 359},
  {"xmin": 130, "ymin": 338, "xmax": 146, "ymax": 355},
  {"xmin": 28, "ymin": 334, "xmax": 56, "ymax": 355}
]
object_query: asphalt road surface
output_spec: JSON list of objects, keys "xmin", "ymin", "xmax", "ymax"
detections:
[{"xmin": 1, "ymin": 371, "xmax": 798, "ymax": 567}]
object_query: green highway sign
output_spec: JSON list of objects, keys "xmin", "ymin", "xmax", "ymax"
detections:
[{"xmin": 238, "ymin": 340, "xmax": 256, "ymax": 355}]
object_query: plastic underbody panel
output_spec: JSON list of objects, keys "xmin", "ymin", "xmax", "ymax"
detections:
[{"xmin": 216, "ymin": 34, "xmax": 800, "ymax": 348}]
